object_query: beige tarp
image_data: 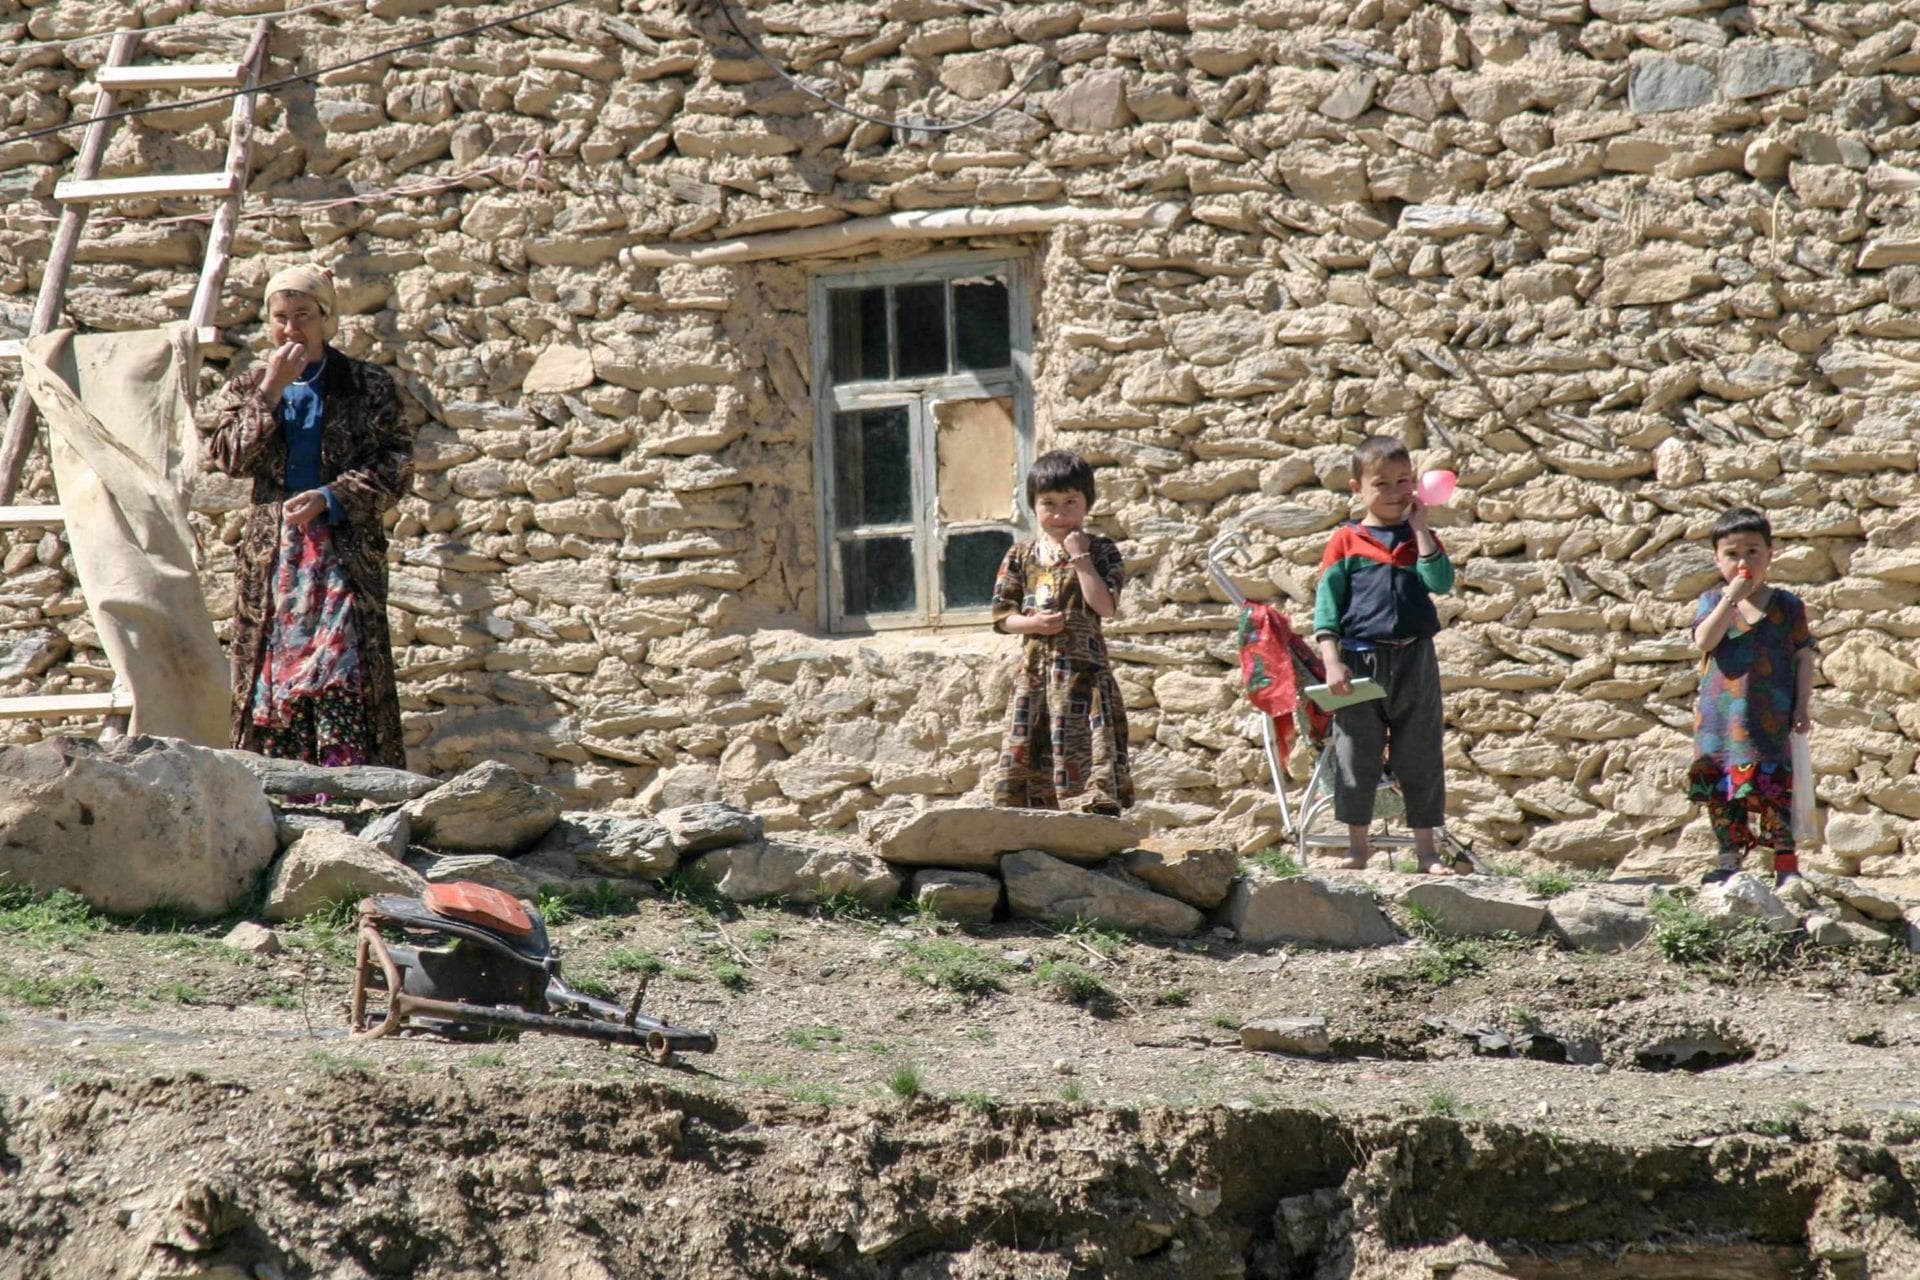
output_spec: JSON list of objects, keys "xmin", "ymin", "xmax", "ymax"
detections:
[{"xmin": 19, "ymin": 324, "xmax": 230, "ymax": 746}]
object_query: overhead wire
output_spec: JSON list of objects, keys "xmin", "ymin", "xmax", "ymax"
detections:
[
  {"xmin": 0, "ymin": 0, "xmax": 363, "ymax": 54},
  {"xmin": 0, "ymin": 0, "xmax": 581, "ymax": 148}
]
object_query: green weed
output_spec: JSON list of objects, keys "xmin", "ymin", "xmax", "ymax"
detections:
[
  {"xmin": 656, "ymin": 870, "xmax": 729, "ymax": 916},
  {"xmin": 469, "ymin": 1049, "xmax": 509, "ymax": 1068},
  {"xmin": 786, "ymin": 1025, "xmax": 844, "ymax": 1050},
  {"xmin": 1425, "ymin": 1090, "xmax": 1463, "ymax": 1118},
  {"xmin": 1407, "ymin": 936, "xmax": 1486, "ymax": 987},
  {"xmin": 899, "ymin": 939, "xmax": 1007, "ymax": 1001},
  {"xmin": 148, "ymin": 982, "xmax": 204, "ymax": 1005},
  {"xmin": 958, "ymin": 1090, "xmax": 998, "ymax": 1115},
  {"xmin": 1211, "ymin": 1012, "xmax": 1240, "ymax": 1030},
  {"xmin": 0, "ymin": 883, "xmax": 105, "ymax": 944},
  {"xmin": 0, "ymin": 971, "xmax": 104, "ymax": 1008},
  {"xmin": 1059, "ymin": 917, "xmax": 1128, "ymax": 958},
  {"xmin": 816, "ymin": 891, "xmax": 886, "ymax": 921},
  {"xmin": 567, "ymin": 974, "xmax": 617, "ymax": 1000},
  {"xmin": 1247, "ymin": 848, "xmax": 1302, "ymax": 879},
  {"xmin": 1036, "ymin": 960, "xmax": 1117, "ymax": 1016},
  {"xmin": 308, "ymin": 1049, "xmax": 376, "ymax": 1077},
  {"xmin": 888, "ymin": 1061, "xmax": 924, "ymax": 1101},
  {"xmin": 789, "ymin": 1083, "xmax": 841, "ymax": 1105},
  {"xmin": 1153, "ymin": 987, "xmax": 1191, "ymax": 1008},
  {"xmin": 1058, "ymin": 1078, "xmax": 1085, "ymax": 1103},
  {"xmin": 604, "ymin": 947, "xmax": 665, "ymax": 977},
  {"xmin": 711, "ymin": 959, "xmax": 748, "ymax": 992}
]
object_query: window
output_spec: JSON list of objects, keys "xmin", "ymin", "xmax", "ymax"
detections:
[{"xmin": 811, "ymin": 257, "xmax": 1032, "ymax": 630}]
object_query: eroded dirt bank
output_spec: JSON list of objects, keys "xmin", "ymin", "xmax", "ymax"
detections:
[{"xmin": 2, "ymin": 1071, "xmax": 1916, "ymax": 1280}]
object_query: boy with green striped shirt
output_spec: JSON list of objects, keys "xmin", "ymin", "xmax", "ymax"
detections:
[{"xmin": 1313, "ymin": 435, "xmax": 1457, "ymax": 875}]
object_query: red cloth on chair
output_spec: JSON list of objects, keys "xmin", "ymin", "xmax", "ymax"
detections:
[{"xmin": 1236, "ymin": 603, "xmax": 1328, "ymax": 757}]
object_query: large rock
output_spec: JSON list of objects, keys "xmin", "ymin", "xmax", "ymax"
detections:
[
  {"xmin": 534, "ymin": 812, "xmax": 680, "ymax": 878},
  {"xmin": 265, "ymin": 830, "xmax": 425, "ymax": 922},
  {"xmin": 1809, "ymin": 873, "xmax": 1908, "ymax": 922},
  {"xmin": 404, "ymin": 761, "xmax": 563, "ymax": 854},
  {"xmin": 359, "ymin": 809, "xmax": 410, "ymax": 860},
  {"xmin": 688, "ymin": 838, "xmax": 900, "ymax": 907},
  {"xmin": 657, "ymin": 802, "xmax": 763, "ymax": 854},
  {"xmin": 416, "ymin": 853, "xmax": 541, "ymax": 899},
  {"xmin": 1001, "ymin": 850, "xmax": 1202, "ymax": 935},
  {"xmin": 0, "ymin": 736, "xmax": 277, "ymax": 918},
  {"xmin": 1219, "ymin": 875, "xmax": 1398, "ymax": 949},
  {"xmin": 861, "ymin": 805, "xmax": 1141, "ymax": 871},
  {"xmin": 1395, "ymin": 878, "xmax": 1547, "ymax": 937},
  {"xmin": 1699, "ymin": 873, "xmax": 1798, "ymax": 934},
  {"xmin": 225, "ymin": 751, "xmax": 439, "ymax": 804},
  {"xmin": 1119, "ymin": 844, "xmax": 1239, "ymax": 909},
  {"xmin": 911, "ymin": 869, "xmax": 1002, "ymax": 923},
  {"xmin": 1546, "ymin": 886, "xmax": 1656, "ymax": 953},
  {"xmin": 1048, "ymin": 69, "xmax": 1133, "ymax": 133},
  {"xmin": 1241, "ymin": 1016, "xmax": 1332, "ymax": 1056}
]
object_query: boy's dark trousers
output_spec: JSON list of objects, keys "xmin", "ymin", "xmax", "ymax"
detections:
[{"xmin": 1330, "ymin": 636, "xmax": 1446, "ymax": 828}]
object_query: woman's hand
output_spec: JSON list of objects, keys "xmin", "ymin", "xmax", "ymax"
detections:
[
  {"xmin": 261, "ymin": 340, "xmax": 311, "ymax": 403},
  {"xmin": 284, "ymin": 490, "xmax": 329, "ymax": 528}
]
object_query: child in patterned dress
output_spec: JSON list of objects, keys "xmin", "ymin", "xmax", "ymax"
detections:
[
  {"xmin": 1689, "ymin": 507, "xmax": 1816, "ymax": 886},
  {"xmin": 989, "ymin": 451, "xmax": 1133, "ymax": 814}
]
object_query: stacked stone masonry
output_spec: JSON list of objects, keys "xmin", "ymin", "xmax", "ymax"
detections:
[{"xmin": 0, "ymin": 0, "xmax": 1918, "ymax": 879}]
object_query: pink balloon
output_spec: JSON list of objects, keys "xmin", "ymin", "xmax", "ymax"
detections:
[{"xmin": 1417, "ymin": 470, "xmax": 1457, "ymax": 506}]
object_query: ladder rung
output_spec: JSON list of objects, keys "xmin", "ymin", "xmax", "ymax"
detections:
[
  {"xmin": 55, "ymin": 172, "xmax": 239, "ymax": 203},
  {"xmin": 95, "ymin": 62, "xmax": 247, "ymax": 90},
  {"xmin": 0, "ymin": 691, "xmax": 132, "ymax": 720},
  {"xmin": 0, "ymin": 506, "xmax": 65, "ymax": 528},
  {"xmin": 0, "ymin": 326, "xmax": 218, "ymax": 362}
]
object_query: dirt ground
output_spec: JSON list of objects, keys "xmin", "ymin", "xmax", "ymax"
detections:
[{"xmin": 3, "ymin": 876, "xmax": 1920, "ymax": 1278}]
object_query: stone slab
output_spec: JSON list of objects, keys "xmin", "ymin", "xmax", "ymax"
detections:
[
  {"xmin": 1219, "ymin": 874, "xmax": 1398, "ymax": 949},
  {"xmin": 1001, "ymin": 849, "xmax": 1202, "ymax": 936},
  {"xmin": 861, "ymin": 806, "xmax": 1141, "ymax": 871}
]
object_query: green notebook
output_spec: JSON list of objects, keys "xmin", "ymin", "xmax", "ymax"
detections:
[{"xmin": 1304, "ymin": 678, "xmax": 1386, "ymax": 712}]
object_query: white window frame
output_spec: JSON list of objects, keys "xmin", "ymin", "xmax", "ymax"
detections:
[{"xmin": 809, "ymin": 254, "xmax": 1035, "ymax": 633}]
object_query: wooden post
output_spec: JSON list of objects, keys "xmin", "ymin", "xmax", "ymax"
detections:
[
  {"xmin": 188, "ymin": 19, "xmax": 271, "ymax": 333},
  {"xmin": 0, "ymin": 29, "xmax": 140, "ymax": 504}
]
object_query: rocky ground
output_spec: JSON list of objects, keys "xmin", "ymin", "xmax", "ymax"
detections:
[{"xmin": 3, "ymin": 867, "xmax": 1920, "ymax": 1279}]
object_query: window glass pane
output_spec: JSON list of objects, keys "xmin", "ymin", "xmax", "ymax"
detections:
[
  {"xmin": 894, "ymin": 282, "xmax": 948, "ymax": 378},
  {"xmin": 943, "ymin": 529, "xmax": 1014, "ymax": 610},
  {"xmin": 829, "ymin": 287, "xmax": 889, "ymax": 383},
  {"xmin": 953, "ymin": 276, "xmax": 1011, "ymax": 371},
  {"xmin": 842, "ymin": 536, "xmax": 918, "ymax": 615},
  {"xmin": 832, "ymin": 406, "xmax": 913, "ymax": 530}
]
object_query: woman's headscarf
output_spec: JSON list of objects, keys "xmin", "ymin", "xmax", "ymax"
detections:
[{"xmin": 264, "ymin": 264, "xmax": 339, "ymax": 340}]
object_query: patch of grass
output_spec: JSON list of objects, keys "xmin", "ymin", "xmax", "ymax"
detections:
[
  {"xmin": 742, "ymin": 924, "xmax": 781, "ymax": 951},
  {"xmin": 816, "ymin": 891, "xmax": 887, "ymax": 921},
  {"xmin": 958, "ymin": 1090, "xmax": 998, "ymax": 1115},
  {"xmin": 148, "ymin": 982, "xmax": 204, "ymax": 1005},
  {"xmin": 1406, "ymin": 936, "xmax": 1486, "ymax": 987},
  {"xmin": 888, "ymin": 1061, "xmax": 924, "ymax": 1101},
  {"xmin": 604, "ymin": 947, "xmax": 665, "ymax": 977},
  {"xmin": 308, "ymin": 1049, "xmax": 376, "ymax": 1077},
  {"xmin": 263, "ymin": 993, "xmax": 301, "ymax": 1011},
  {"xmin": 142, "ymin": 929, "xmax": 220, "ymax": 958},
  {"xmin": 786, "ymin": 1025, "xmax": 844, "ymax": 1050},
  {"xmin": 899, "ymin": 939, "xmax": 1007, "ymax": 1001},
  {"xmin": 0, "ymin": 883, "xmax": 106, "ymax": 945},
  {"xmin": 656, "ymin": 869, "xmax": 729, "ymax": 916},
  {"xmin": 1246, "ymin": 847, "xmax": 1302, "ymax": 879},
  {"xmin": 1057, "ymin": 1078, "xmax": 1085, "ymax": 1103},
  {"xmin": 1424, "ymin": 1090, "xmax": 1463, "ymax": 1118},
  {"xmin": 469, "ymin": 1049, "xmax": 509, "ymax": 1068},
  {"xmin": 1153, "ymin": 986, "xmax": 1191, "ymax": 1008},
  {"xmin": 1058, "ymin": 917, "xmax": 1128, "ymax": 959},
  {"xmin": 1035, "ymin": 960, "xmax": 1118, "ymax": 1016},
  {"xmin": 710, "ymin": 958, "xmax": 748, "ymax": 992},
  {"xmin": 1523, "ymin": 869, "xmax": 1581, "ymax": 898},
  {"xmin": 567, "ymin": 974, "xmax": 617, "ymax": 1000},
  {"xmin": 0, "ymin": 971, "xmax": 105, "ymax": 1008},
  {"xmin": 788, "ymin": 1083, "xmax": 841, "ymax": 1105},
  {"xmin": 1650, "ymin": 893, "xmax": 1725, "ymax": 965},
  {"xmin": 1509, "ymin": 1006, "xmax": 1543, "ymax": 1034},
  {"xmin": 962, "ymin": 1026, "xmax": 996, "ymax": 1045},
  {"xmin": 1210, "ymin": 1012, "xmax": 1240, "ymax": 1030},
  {"xmin": 1401, "ymin": 901, "xmax": 1445, "ymax": 937}
]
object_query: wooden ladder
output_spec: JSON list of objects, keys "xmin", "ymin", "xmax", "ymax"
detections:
[{"xmin": 0, "ymin": 19, "xmax": 272, "ymax": 725}]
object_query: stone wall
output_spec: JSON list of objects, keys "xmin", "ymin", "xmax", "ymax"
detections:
[{"xmin": 2, "ymin": 0, "xmax": 1919, "ymax": 876}]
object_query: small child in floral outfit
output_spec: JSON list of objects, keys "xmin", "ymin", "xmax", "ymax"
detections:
[
  {"xmin": 989, "ymin": 450, "xmax": 1133, "ymax": 814},
  {"xmin": 1689, "ymin": 507, "xmax": 1816, "ymax": 886}
]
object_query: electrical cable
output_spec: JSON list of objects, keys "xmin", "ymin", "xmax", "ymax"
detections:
[
  {"xmin": 0, "ymin": 0, "xmax": 580, "ymax": 148},
  {"xmin": 707, "ymin": 0, "xmax": 1053, "ymax": 135},
  {"xmin": 1, "ymin": 0, "xmax": 362, "ymax": 54}
]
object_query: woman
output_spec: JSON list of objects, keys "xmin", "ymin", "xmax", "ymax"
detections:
[{"xmin": 199, "ymin": 264, "xmax": 414, "ymax": 769}]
